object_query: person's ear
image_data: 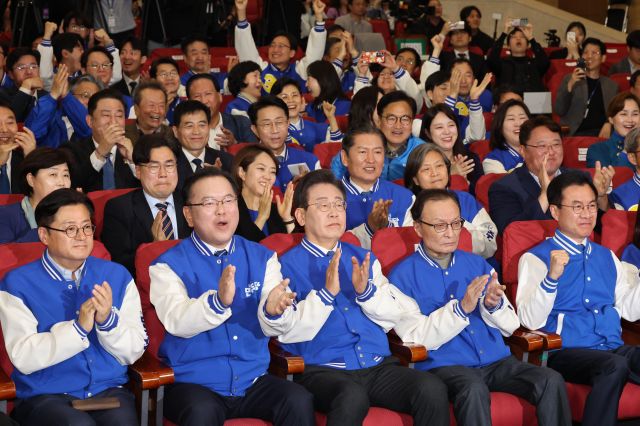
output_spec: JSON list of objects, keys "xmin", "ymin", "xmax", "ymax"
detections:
[
  {"xmin": 294, "ymin": 207, "xmax": 306, "ymax": 227},
  {"xmin": 550, "ymin": 204, "xmax": 560, "ymax": 221},
  {"xmin": 135, "ymin": 165, "xmax": 142, "ymax": 180},
  {"xmin": 340, "ymin": 149, "xmax": 349, "ymax": 167},
  {"xmin": 183, "ymin": 206, "xmax": 194, "ymax": 227}
]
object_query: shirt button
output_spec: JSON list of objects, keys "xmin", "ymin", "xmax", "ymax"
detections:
[
  {"xmin": 234, "ymin": 376, "xmax": 239, "ymax": 380},
  {"xmin": 479, "ymin": 350, "xmax": 484, "ymax": 354},
  {"xmin": 217, "ymin": 259, "xmax": 221, "ymax": 264},
  {"xmin": 470, "ymin": 330, "xmax": 475, "ymax": 334},
  {"xmin": 585, "ymin": 298, "xmax": 590, "ymax": 303},
  {"xmin": 450, "ymin": 294, "xmax": 454, "ymax": 299},
  {"xmin": 68, "ymin": 284, "xmax": 73, "ymax": 289},
  {"xmin": 233, "ymin": 335, "xmax": 238, "ymax": 340},
  {"xmin": 362, "ymin": 198, "xmax": 367, "ymax": 202},
  {"xmin": 351, "ymin": 329, "xmax": 356, "ymax": 333},
  {"xmin": 88, "ymin": 392, "xmax": 92, "ymax": 397},
  {"xmin": 587, "ymin": 277, "xmax": 591, "ymax": 281},
  {"xmin": 344, "ymin": 307, "xmax": 349, "ymax": 311},
  {"xmin": 594, "ymin": 309, "xmax": 599, "ymax": 314},
  {"xmin": 76, "ymin": 310, "xmax": 80, "ymax": 315},
  {"xmin": 445, "ymin": 271, "xmax": 449, "ymax": 275},
  {"xmin": 359, "ymin": 354, "xmax": 364, "ymax": 358},
  {"xmin": 357, "ymin": 346, "xmax": 362, "ymax": 350}
]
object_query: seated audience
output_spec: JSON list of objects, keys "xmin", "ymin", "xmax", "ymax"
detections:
[
  {"xmin": 346, "ymin": 85, "xmax": 383, "ymax": 131},
  {"xmin": 621, "ymin": 208, "xmax": 640, "ymax": 265},
  {"xmin": 0, "ymin": 42, "xmax": 13, "ymax": 90},
  {"xmin": 406, "ymin": 0, "xmax": 445, "ymax": 43},
  {"xmin": 548, "ymin": 21, "xmax": 586, "ymax": 60},
  {"xmin": 149, "ymin": 167, "xmax": 315, "ymax": 426},
  {"xmin": 232, "ymin": 144, "xmax": 295, "ymax": 241},
  {"xmin": 586, "ymin": 92, "xmax": 640, "ymax": 168},
  {"xmin": 103, "ymin": 135, "xmax": 190, "ymax": 276},
  {"xmin": 111, "ymin": 36, "xmax": 147, "ymax": 97},
  {"xmin": 0, "ymin": 188, "xmax": 147, "ymax": 426},
  {"xmin": 423, "ymin": 70, "xmax": 450, "ymax": 109},
  {"xmin": 0, "ymin": 102, "xmax": 36, "ymax": 194},
  {"xmin": 149, "ymin": 57, "xmax": 183, "ymax": 125},
  {"xmin": 38, "ymin": 23, "xmax": 84, "ymax": 90},
  {"xmin": 324, "ymin": 30, "xmax": 359, "ymax": 93},
  {"xmin": 271, "ymin": 77, "xmax": 342, "ymax": 152},
  {"xmin": 487, "ymin": 20, "xmax": 549, "ymax": 93},
  {"xmin": 234, "ymin": 0, "xmax": 326, "ymax": 94},
  {"xmin": 395, "ymin": 47, "xmax": 422, "ymax": 77},
  {"xmin": 173, "ymin": 100, "xmax": 234, "ymax": 190},
  {"xmin": 61, "ymin": 89, "xmax": 139, "ymax": 191},
  {"xmin": 225, "ymin": 60, "xmax": 263, "ymax": 117},
  {"xmin": 335, "ymin": 0, "xmax": 372, "ymax": 34},
  {"xmin": 81, "ymin": 45, "xmax": 132, "ymax": 113},
  {"xmin": 179, "ymin": 36, "xmax": 226, "ymax": 92},
  {"xmin": 390, "ymin": 189, "xmax": 571, "ymax": 426},
  {"xmin": 517, "ymin": 172, "xmax": 640, "ymax": 426},
  {"xmin": 125, "ymin": 80, "xmax": 174, "ymax": 145},
  {"xmin": 248, "ymin": 96, "xmax": 320, "ymax": 191},
  {"xmin": 0, "ymin": 48, "xmax": 47, "ymax": 122},
  {"xmin": 632, "ymin": 70, "xmax": 640, "ymax": 99},
  {"xmin": 555, "ymin": 38, "xmax": 617, "ymax": 137},
  {"xmin": 186, "ymin": 73, "xmax": 256, "ymax": 149},
  {"xmin": 306, "ymin": 60, "xmax": 351, "ymax": 122},
  {"xmin": 279, "ymin": 169, "xmax": 450, "ymax": 425},
  {"xmin": 489, "ymin": 116, "xmax": 612, "ymax": 233},
  {"xmin": 0, "ymin": 147, "xmax": 71, "ymax": 243},
  {"xmin": 610, "ymin": 128, "xmax": 640, "ymax": 210},
  {"xmin": 492, "ymin": 83, "xmax": 524, "ymax": 109},
  {"xmin": 440, "ymin": 24, "xmax": 487, "ymax": 83},
  {"xmin": 484, "ymin": 99, "xmax": 531, "ymax": 174},
  {"xmin": 609, "ymin": 30, "xmax": 640, "ymax": 75},
  {"xmin": 460, "ymin": 5, "xmax": 494, "ymax": 55},
  {"xmin": 404, "ymin": 144, "xmax": 497, "ymax": 258}
]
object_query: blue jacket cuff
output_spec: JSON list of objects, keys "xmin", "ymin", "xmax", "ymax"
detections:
[
  {"xmin": 355, "ymin": 281, "xmax": 376, "ymax": 302},
  {"xmin": 96, "ymin": 310, "xmax": 119, "ymax": 332}
]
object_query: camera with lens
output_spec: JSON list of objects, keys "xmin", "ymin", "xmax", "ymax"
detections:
[{"xmin": 544, "ymin": 29, "xmax": 561, "ymax": 48}]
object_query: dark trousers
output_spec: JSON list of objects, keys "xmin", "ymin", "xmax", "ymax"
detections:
[
  {"xmin": 164, "ymin": 374, "xmax": 314, "ymax": 426},
  {"xmin": 295, "ymin": 356, "xmax": 450, "ymax": 426},
  {"xmin": 0, "ymin": 412, "xmax": 17, "ymax": 426},
  {"xmin": 431, "ymin": 355, "xmax": 571, "ymax": 426},
  {"xmin": 11, "ymin": 386, "xmax": 137, "ymax": 426},
  {"xmin": 548, "ymin": 345, "xmax": 640, "ymax": 426}
]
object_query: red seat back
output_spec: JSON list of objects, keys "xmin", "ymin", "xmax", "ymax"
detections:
[
  {"xmin": 260, "ymin": 232, "xmax": 360, "ymax": 257},
  {"xmin": 449, "ymin": 175, "xmax": 469, "ymax": 192},
  {"xmin": 601, "ymin": 210, "xmax": 636, "ymax": 258},
  {"xmin": 313, "ymin": 142, "xmax": 343, "ymax": 169},
  {"xmin": 220, "ymin": 95, "xmax": 235, "ymax": 115},
  {"xmin": 0, "ymin": 194, "xmax": 24, "ymax": 205},
  {"xmin": 604, "ymin": 43, "xmax": 628, "ymax": 66},
  {"xmin": 371, "ymin": 226, "xmax": 473, "ymax": 276},
  {"xmin": 87, "ymin": 188, "xmax": 137, "ymax": 240},
  {"xmin": 335, "ymin": 115, "xmax": 348, "ymax": 133},
  {"xmin": 134, "ymin": 240, "xmax": 181, "ymax": 358},
  {"xmin": 584, "ymin": 166, "xmax": 634, "ymax": 189},
  {"xmin": 227, "ymin": 142, "xmax": 256, "ymax": 156},
  {"xmin": 501, "ymin": 220, "xmax": 558, "ymax": 302},
  {"xmin": 609, "ymin": 73, "xmax": 631, "ymax": 92},
  {"xmin": 475, "ymin": 173, "xmax": 506, "ymax": 211},
  {"xmin": 562, "ymin": 137, "xmax": 605, "ymax": 169},
  {"xmin": 469, "ymin": 140, "xmax": 491, "ymax": 162},
  {"xmin": 370, "ymin": 19, "xmax": 393, "ymax": 52},
  {"xmin": 483, "ymin": 112, "xmax": 494, "ymax": 130}
]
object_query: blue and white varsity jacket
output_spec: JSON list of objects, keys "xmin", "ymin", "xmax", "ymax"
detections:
[{"xmin": 610, "ymin": 172, "xmax": 640, "ymax": 211}]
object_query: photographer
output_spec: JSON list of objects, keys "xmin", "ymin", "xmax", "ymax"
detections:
[{"xmin": 406, "ymin": 0, "xmax": 445, "ymax": 42}]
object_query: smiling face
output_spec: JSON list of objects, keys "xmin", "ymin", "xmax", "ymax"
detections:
[
  {"xmin": 502, "ymin": 105, "xmax": 529, "ymax": 147},
  {"xmin": 120, "ymin": 41, "xmax": 145, "ymax": 77},
  {"xmin": 428, "ymin": 112, "xmax": 458, "ymax": 153},
  {"xmin": 242, "ymin": 70, "xmax": 263, "ymax": 99},
  {"xmin": 135, "ymin": 88, "xmax": 167, "ymax": 134},
  {"xmin": 414, "ymin": 197, "xmax": 461, "ymax": 258},
  {"xmin": 268, "ymin": 35, "xmax": 295, "ymax": 68},
  {"xmin": 38, "ymin": 203, "xmax": 94, "ymax": 270},
  {"xmin": 87, "ymin": 98, "xmax": 125, "ymax": 133},
  {"xmin": 340, "ymin": 132, "xmax": 385, "ymax": 189},
  {"xmin": 173, "ymin": 110, "xmax": 210, "ymax": 155},
  {"xmin": 155, "ymin": 63, "xmax": 180, "ymax": 95},
  {"xmin": 188, "ymin": 78, "xmax": 221, "ymax": 118},
  {"xmin": 185, "ymin": 40, "xmax": 210, "ymax": 73},
  {"xmin": 396, "ymin": 51, "xmax": 418, "ymax": 74},
  {"xmin": 85, "ymin": 51, "xmax": 113, "ymax": 85},
  {"xmin": 466, "ymin": 9, "xmax": 481, "ymax": 30},
  {"xmin": 183, "ymin": 175, "xmax": 239, "ymax": 247},
  {"xmin": 276, "ymin": 83, "xmax": 305, "ymax": 119},
  {"xmin": 376, "ymin": 69, "xmax": 395, "ymax": 93},
  {"xmin": 28, "ymin": 163, "xmax": 71, "ymax": 203},
  {"xmin": 295, "ymin": 182, "xmax": 346, "ymax": 249},
  {"xmin": 251, "ymin": 105, "xmax": 289, "ymax": 155},
  {"xmin": 239, "ymin": 152, "xmax": 278, "ymax": 198},
  {"xmin": 550, "ymin": 183, "xmax": 597, "ymax": 241},
  {"xmin": 581, "ymin": 43, "xmax": 605, "ymax": 72},
  {"xmin": 451, "ymin": 62, "xmax": 473, "ymax": 96},
  {"xmin": 9, "ymin": 54, "xmax": 39, "ymax": 87},
  {"xmin": 609, "ymin": 99, "xmax": 640, "ymax": 137},
  {"xmin": 520, "ymin": 125, "xmax": 564, "ymax": 176},
  {"xmin": 72, "ymin": 80, "xmax": 99, "ymax": 108},
  {"xmin": 413, "ymin": 150, "xmax": 449, "ymax": 190},
  {"xmin": 377, "ymin": 100, "xmax": 413, "ymax": 147},
  {"xmin": 0, "ymin": 106, "xmax": 18, "ymax": 146}
]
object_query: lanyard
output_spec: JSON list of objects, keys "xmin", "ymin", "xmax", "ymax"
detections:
[{"xmin": 583, "ymin": 79, "xmax": 599, "ymax": 119}]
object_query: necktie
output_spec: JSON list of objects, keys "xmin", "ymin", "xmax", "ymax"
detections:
[
  {"xmin": 214, "ymin": 249, "xmax": 228, "ymax": 257},
  {"xmin": 0, "ymin": 163, "xmax": 9, "ymax": 194},
  {"xmin": 458, "ymin": 53, "xmax": 467, "ymax": 59},
  {"xmin": 129, "ymin": 81, "xmax": 137, "ymax": 95},
  {"xmin": 276, "ymin": 155, "xmax": 285, "ymax": 163},
  {"xmin": 155, "ymin": 202, "xmax": 175, "ymax": 240},
  {"xmin": 192, "ymin": 158, "xmax": 204, "ymax": 171},
  {"xmin": 102, "ymin": 153, "xmax": 116, "ymax": 190},
  {"xmin": 326, "ymin": 250, "xmax": 334, "ymax": 257}
]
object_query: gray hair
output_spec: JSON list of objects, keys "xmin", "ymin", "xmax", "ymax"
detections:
[
  {"xmin": 624, "ymin": 127, "xmax": 640, "ymax": 153},
  {"xmin": 70, "ymin": 74, "xmax": 104, "ymax": 91}
]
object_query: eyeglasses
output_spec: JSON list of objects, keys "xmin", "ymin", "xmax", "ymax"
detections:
[
  {"xmin": 382, "ymin": 114, "xmax": 412, "ymax": 126},
  {"xmin": 258, "ymin": 119, "xmax": 288, "ymax": 130},
  {"xmin": 525, "ymin": 142, "xmax": 562, "ymax": 151},
  {"xmin": 556, "ymin": 202, "xmax": 598, "ymax": 214},
  {"xmin": 305, "ymin": 199, "xmax": 347, "ymax": 212},
  {"xmin": 396, "ymin": 56, "xmax": 416, "ymax": 65},
  {"xmin": 73, "ymin": 91, "xmax": 94, "ymax": 100},
  {"xmin": 157, "ymin": 71, "xmax": 179, "ymax": 79},
  {"xmin": 88, "ymin": 63, "xmax": 113, "ymax": 70},
  {"xmin": 417, "ymin": 218, "xmax": 465, "ymax": 233},
  {"xmin": 44, "ymin": 224, "xmax": 96, "ymax": 238},
  {"xmin": 141, "ymin": 162, "xmax": 177, "ymax": 174},
  {"xmin": 70, "ymin": 25, "xmax": 87, "ymax": 31},
  {"xmin": 186, "ymin": 196, "xmax": 237, "ymax": 209},
  {"xmin": 14, "ymin": 64, "xmax": 38, "ymax": 72},
  {"xmin": 269, "ymin": 42, "xmax": 291, "ymax": 50}
]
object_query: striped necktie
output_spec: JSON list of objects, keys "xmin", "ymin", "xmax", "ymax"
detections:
[{"xmin": 155, "ymin": 202, "xmax": 175, "ymax": 240}]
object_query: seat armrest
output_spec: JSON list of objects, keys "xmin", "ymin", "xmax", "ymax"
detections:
[
  {"xmin": 526, "ymin": 329, "xmax": 562, "ymax": 351},
  {"xmin": 387, "ymin": 330, "xmax": 428, "ymax": 367},
  {"xmin": 128, "ymin": 351, "xmax": 175, "ymax": 390},
  {"xmin": 0, "ymin": 368, "xmax": 15, "ymax": 401},
  {"xmin": 268, "ymin": 338, "xmax": 304, "ymax": 378},
  {"xmin": 622, "ymin": 319, "xmax": 640, "ymax": 345},
  {"xmin": 505, "ymin": 327, "xmax": 544, "ymax": 362}
]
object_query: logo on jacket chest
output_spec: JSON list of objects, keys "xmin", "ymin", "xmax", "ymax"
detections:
[{"xmin": 244, "ymin": 281, "xmax": 261, "ymax": 298}]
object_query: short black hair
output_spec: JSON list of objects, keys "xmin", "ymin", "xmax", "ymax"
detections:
[
  {"xmin": 6, "ymin": 47, "xmax": 40, "ymax": 72},
  {"xmin": 185, "ymin": 73, "xmax": 220, "ymax": 97},
  {"xmin": 411, "ymin": 189, "xmax": 461, "ymax": 221},
  {"xmin": 342, "ymin": 125, "xmax": 385, "ymax": 153},
  {"xmin": 547, "ymin": 171, "xmax": 597, "ymax": 208},
  {"xmin": 119, "ymin": 35, "xmax": 147, "ymax": 56},
  {"xmin": 173, "ymin": 100, "xmax": 211, "ymax": 126},
  {"xmin": 52, "ymin": 33, "xmax": 83, "ymax": 64},
  {"xmin": 231, "ymin": 144, "xmax": 279, "ymax": 190},
  {"xmin": 180, "ymin": 35, "xmax": 209, "ymax": 54},
  {"xmin": 227, "ymin": 61, "xmax": 262, "ymax": 97},
  {"xmin": 324, "ymin": 37, "xmax": 343, "ymax": 58},
  {"xmin": 404, "ymin": 143, "xmax": 451, "ymax": 195},
  {"xmin": 81, "ymin": 46, "xmax": 113, "ymax": 69},
  {"xmin": 149, "ymin": 56, "xmax": 180, "ymax": 78},
  {"xmin": 132, "ymin": 80, "xmax": 167, "ymax": 106},
  {"xmin": 450, "ymin": 58, "xmax": 474, "ymax": 76},
  {"xmin": 376, "ymin": 90, "xmax": 417, "ymax": 118},
  {"xmin": 87, "ymin": 88, "xmax": 126, "ymax": 116},
  {"xmin": 582, "ymin": 37, "xmax": 606, "ymax": 56},
  {"xmin": 490, "ymin": 99, "xmax": 531, "ymax": 150},
  {"xmin": 460, "ymin": 5, "xmax": 481, "ymax": 21},
  {"xmin": 566, "ymin": 21, "xmax": 586, "ymax": 37},
  {"xmin": 35, "ymin": 188, "xmax": 94, "ymax": 228},
  {"xmin": 293, "ymin": 169, "xmax": 346, "ymax": 211},
  {"xmin": 519, "ymin": 116, "xmax": 561, "ymax": 146},
  {"xmin": 492, "ymin": 83, "xmax": 523, "ymax": 106},
  {"xmin": 19, "ymin": 148, "xmax": 72, "ymax": 196},
  {"xmin": 506, "ymin": 28, "xmax": 528, "ymax": 46},
  {"xmin": 182, "ymin": 167, "xmax": 239, "ymax": 204},
  {"xmin": 631, "ymin": 70, "xmax": 640, "ymax": 89},
  {"xmin": 270, "ymin": 76, "xmax": 301, "ymax": 97},
  {"xmin": 247, "ymin": 96, "xmax": 289, "ymax": 125},
  {"xmin": 62, "ymin": 11, "xmax": 91, "ymax": 32},
  {"xmin": 396, "ymin": 47, "xmax": 422, "ymax": 68},
  {"xmin": 132, "ymin": 134, "xmax": 179, "ymax": 165},
  {"xmin": 327, "ymin": 24, "xmax": 345, "ymax": 38},
  {"xmin": 425, "ymin": 70, "xmax": 450, "ymax": 92},
  {"xmin": 270, "ymin": 31, "xmax": 298, "ymax": 52}
]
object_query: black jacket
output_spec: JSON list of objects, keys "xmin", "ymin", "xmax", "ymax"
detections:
[{"xmin": 235, "ymin": 194, "xmax": 287, "ymax": 243}]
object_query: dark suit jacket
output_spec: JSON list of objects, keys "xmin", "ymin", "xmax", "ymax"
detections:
[
  {"xmin": 176, "ymin": 147, "xmax": 234, "ymax": 192},
  {"xmin": 124, "ymin": 122, "xmax": 175, "ymax": 147},
  {"xmin": 488, "ymin": 166, "xmax": 568, "ymax": 233},
  {"xmin": 60, "ymin": 137, "xmax": 140, "ymax": 192},
  {"xmin": 235, "ymin": 194, "xmax": 287, "ymax": 243},
  {"xmin": 0, "ymin": 202, "xmax": 38, "ymax": 243},
  {"xmin": 440, "ymin": 51, "xmax": 487, "ymax": 82},
  {"xmin": 221, "ymin": 112, "xmax": 257, "ymax": 143},
  {"xmin": 609, "ymin": 57, "xmax": 631, "ymax": 75},
  {"xmin": 0, "ymin": 87, "xmax": 48, "ymax": 122},
  {"xmin": 7, "ymin": 149, "xmax": 24, "ymax": 194},
  {"xmin": 110, "ymin": 79, "xmax": 133, "ymax": 98},
  {"xmin": 102, "ymin": 188, "xmax": 191, "ymax": 275}
]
